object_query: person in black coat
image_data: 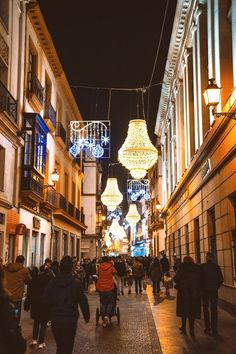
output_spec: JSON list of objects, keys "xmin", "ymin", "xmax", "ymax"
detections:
[
  {"xmin": 44, "ymin": 256, "xmax": 90, "ymax": 354},
  {"xmin": 149, "ymin": 258, "xmax": 163, "ymax": 294},
  {"xmin": 160, "ymin": 253, "xmax": 170, "ymax": 275},
  {"xmin": 24, "ymin": 265, "xmax": 53, "ymax": 348},
  {"xmin": 201, "ymin": 252, "xmax": 223, "ymax": 335},
  {"xmin": 174, "ymin": 256, "xmax": 202, "ymax": 337},
  {"xmin": 0, "ymin": 268, "xmax": 26, "ymax": 354}
]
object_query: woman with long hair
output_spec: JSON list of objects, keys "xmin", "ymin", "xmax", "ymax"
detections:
[{"xmin": 0, "ymin": 268, "xmax": 26, "ymax": 354}]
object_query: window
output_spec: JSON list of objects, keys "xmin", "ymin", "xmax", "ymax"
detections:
[
  {"xmin": 34, "ymin": 124, "xmax": 47, "ymax": 174},
  {"xmin": 72, "ymin": 182, "xmax": 76, "ymax": 205},
  {"xmin": 22, "ymin": 230, "xmax": 29, "ymax": 266},
  {"xmin": 0, "ymin": 146, "xmax": 5, "ymax": 191},
  {"xmin": 8, "ymin": 234, "xmax": 15, "ymax": 263},
  {"xmin": 53, "ymin": 230, "xmax": 60, "ymax": 260},
  {"xmin": 70, "ymin": 234, "xmax": 75, "ymax": 256},
  {"xmin": 29, "ymin": 48, "xmax": 37, "ymax": 74},
  {"xmin": 76, "ymin": 238, "xmax": 80, "ymax": 259},
  {"xmin": 40, "ymin": 233, "xmax": 45, "ymax": 265},
  {"xmin": 185, "ymin": 224, "xmax": 190, "ymax": 256},
  {"xmin": 208, "ymin": 208, "xmax": 217, "ymax": 262},
  {"xmin": 0, "ymin": 0, "xmax": 9, "ymax": 30},
  {"xmin": 0, "ymin": 232, "xmax": 4, "ymax": 260},
  {"xmin": 62, "ymin": 232, "xmax": 68, "ymax": 256},
  {"xmin": 31, "ymin": 231, "xmax": 38, "ymax": 266},
  {"xmin": 194, "ymin": 218, "xmax": 201, "ymax": 264}
]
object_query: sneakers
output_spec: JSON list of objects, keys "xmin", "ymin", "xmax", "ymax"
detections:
[
  {"xmin": 30, "ymin": 340, "xmax": 37, "ymax": 346},
  {"xmin": 38, "ymin": 343, "xmax": 46, "ymax": 349}
]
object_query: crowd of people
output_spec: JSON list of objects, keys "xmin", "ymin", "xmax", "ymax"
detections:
[{"xmin": 0, "ymin": 251, "xmax": 223, "ymax": 354}]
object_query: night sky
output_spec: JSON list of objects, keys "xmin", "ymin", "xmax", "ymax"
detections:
[{"xmin": 38, "ymin": 0, "xmax": 177, "ymax": 194}]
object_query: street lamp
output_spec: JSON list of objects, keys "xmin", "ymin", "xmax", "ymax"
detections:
[
  {"xmin": 50, "ymin": 169, "xmax": 60, "ymax": 185},
  {"xmin": 203, "ymin": 78, "xmax": 236, "ymax": 119}
]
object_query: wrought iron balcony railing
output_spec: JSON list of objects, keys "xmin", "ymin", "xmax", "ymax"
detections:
[
  {"xmin": 0, "ymin": 80, "xmax": 17, "ymax": 122},
  {"xmin": 21, "ymin": 167, "xmax": 44, "ymax": 198},
  {"xmin": 68, "ymin": 202, "xmax": 75, "ymax": 217},
  {"xmin": 55, "ymin": 122, "xmax": 67, "ymax": 144},
  {"xmin": 58, "ymin": 193, "xmax": 67, "ymax": 211},
  {"xmin": 27, "ymin": 72, "xmax": 44, "ymax": 106},
  {"xmin": 44, "ymin": 101, "xmax": 56, "ymax": 128},
  {"xmin": 43, "ymin": 186, "xmax": 57, "ymax": 207}
]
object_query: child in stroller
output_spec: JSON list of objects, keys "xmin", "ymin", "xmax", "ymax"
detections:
[{"xmin": 96, "ymin": 285, "xmax": 120, "ymax": 327}]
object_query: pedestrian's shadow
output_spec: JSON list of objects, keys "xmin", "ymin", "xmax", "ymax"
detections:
[{"xmin": 153, "ymin": 295, "xmax": 165, "ymax": 306}]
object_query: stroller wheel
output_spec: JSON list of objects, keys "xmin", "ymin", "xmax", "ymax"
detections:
[
  {"xmin": 96, "ymin": 307, "xmax": 99, "ymax": 325},
  {"xmin": 116, "ymin": 306, "xmax": 120, "ymax": 325}
]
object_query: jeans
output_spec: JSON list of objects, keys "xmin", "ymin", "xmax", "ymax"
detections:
[
  {"xmin": 99, "ymin": 291, "xmax": 114, "ymax": 319},
  {"xmin": 33, "ymin": 320, "xmax": 47, "ymax": 343},
  {"xmin": 152, "ymin": 280, "xmax": 160, "ymax": 294},
  {"xmin": 202, "ymin": 290, "xmax": 218, "ymax": 331},
  {"xmin": 116, "ymin": 276, "xmax": 124, "ymax": 294},
  {"xmin": 13, "ymin": 301, "xmax": 22, "ymax": 324},
  {"xmin": 52, "ymin": 321, "xmax": 77, "ymax": 354},
  {"xmin": 134, "ymin": 278, "xmax": 142, "ymax": 294}
]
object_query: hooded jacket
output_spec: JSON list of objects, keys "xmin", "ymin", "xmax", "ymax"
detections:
[
  {"xmin": 96, "ymin": 262, "xmax": 116, "ymax": 292},
  {"xmin": 43, "ymin": 273, "xmax": 90, "ymax": 323},
  {"xmin": 4, "ymin": 263, "xmax": 31, "ymax": 302}
]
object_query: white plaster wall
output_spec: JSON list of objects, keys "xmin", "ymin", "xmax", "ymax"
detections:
[
  {"xmin": 0, "ymin": 134, "xmax": 16, "ymax": 205},
  {"xmin": 82, "ymin": 196, "xmax": 96, "ymax": 234}
]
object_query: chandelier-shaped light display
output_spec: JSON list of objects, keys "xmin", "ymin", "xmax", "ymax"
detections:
[
  {"xmin": 101, "ymin": 178, "xmax": 123, "ymax": 211},
  {"xmin": 118, "ymin": 119, "xmax": 158, "ymax": 179},
  {"xmin": 109, "ymin": 219, "xmax": 126, "ymax": 240},
  {"xmin": 126, "ymin": 203, "xmax": 140, "ymax": 227}
]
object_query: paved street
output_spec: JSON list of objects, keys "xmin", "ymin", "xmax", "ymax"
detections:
[{"xmin": 21, "ymin": 283, "xmax": 236, "ymax": 354}]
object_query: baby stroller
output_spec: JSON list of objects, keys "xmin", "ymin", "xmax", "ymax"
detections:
[{"xmin": 96, "ymin": 286, "xmax": 120, "ymax": 326}]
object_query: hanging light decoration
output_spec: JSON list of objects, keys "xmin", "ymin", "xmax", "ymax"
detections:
[
  {"xmin": 126, "ymin": 203, "xmax": 140, "ymax": 227},
  {"xmin": 109, "ymin": 218, "xmax": 126, "ymax": 240},
  {"xmin": 118, "ymin": 119, "xmax": 158, "ymax": 179},
  {"xmin": 101, "ymin": 178, "xmax": 123, "ymax": 211}
]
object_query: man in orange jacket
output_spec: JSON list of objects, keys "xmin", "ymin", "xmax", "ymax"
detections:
[{"xmin": 96, "ymin": 256, "xmax": 116, "ymax": 327}]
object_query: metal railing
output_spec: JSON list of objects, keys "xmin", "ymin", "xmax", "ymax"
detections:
[
  {"xmin": 43, "ymin": 186, "xmax": 57, "ymax": 207},
  {"xmin": 0, "ymin": 80, "xmax": 17, "ymax": 122},
  {"xmin": 58, "ymin": 194, "xmax": 67, "ymax": 211},
  {"xmin": 21, "ymin": 168, "xmax": 44, "ymax": 198},
  {"xmin": 56, "ymin": 194, "xmax": 85, "ymax": 223},
  {"xmin": 68, "ymin": 202, "xmax": 75, "ymax": 217},
  {"xmin": 44, "ymin": 101, "xmax": 56, "ymax": 128},
  {"xmin": 27, "ymin": 72, "xmax": 44, "ymax": 106},
  {"xmin": 55, "ymin": 122, "xmax": 67, "ymax": 144}
]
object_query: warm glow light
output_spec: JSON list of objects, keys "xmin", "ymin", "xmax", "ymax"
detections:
[
  {"xmin": 203, "ymin": 79, "xmax": 221, "ymax": 107},
  {"xmin": 156, "ymin": 201, "xmax": 161, "ymax": 210},
  {"xmin": 126, "ymin": 203, "xmax": 140, "ymax": 227},
  {"xmin": 101, "ymin": 178, "xmax": 123, "ymax": 211},
  {"xmin": 118, "ymin": 119, "xmax": 158, "ymax": 179},
  {"xmin": 102, "ymin": 215, "xmax": 106, "ymax": 221},
  {"xmin": 51, "ymin": 169, "xmax": 59, "ymax": 183},
  {"xmin": 109, "ymin": 218, "xmax": 126, "ymax": 240}
]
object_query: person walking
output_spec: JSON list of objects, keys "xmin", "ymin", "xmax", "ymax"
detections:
[
  {"xmin": 4, "ymin": 255, "xmax": 31, "ymax": 323},
  {"xmin": 174, "ymin": 256, "xmax": 202, "ymax": 337},
  {"xmin": 24, "ymin": 265, "xmax": 53, "ymax": 349},
  {"xmin": 126, "ymin": 267, "xmax": 133, "ymax": 295},
  {"xmin": 149, "ymin": 257, "xmax": 163, "ymax": 294},
  {"xmin": 114, "ymin": 256, "xmax": 127, "ymax": 295},
  {"xmin": 132, "ymin": 258, "xmax": 144, "ymax": 295},
  {"xmin": 201, "ymin": 252, "xmax": 223, "ymax": 336},
  {"xmin": 0, "ymin": 267, "xmax": 26, "ymax": 354},
  {"xmin": 96, "ymin": 256, "xmax": 117, "ymax": 327},
  {"xmin": 44, "ymin": 256, "xmax": 90, "ymax": 354},
  {"xmin": 160, "ymin": 253, "xmax": 170, "ymax": 275}
]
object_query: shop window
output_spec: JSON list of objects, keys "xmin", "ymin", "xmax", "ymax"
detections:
[
  {"xmin": 70, "ymin": 234, "xmax": 75, "ymax": 256},
  {"xmin": 185, "ymin": 224, "xmax": 190, "ymax": 256},
  {"xmin": 76, "ymin": 238, "xmax": 80, "ymax": 259},
  {"xmin": 208, "ymin": 208, "xmax": 217, "ymax": 262},
  {"xmin": 31, "ymin": 231, "xmax": 38, "ymax": 266},
  {"xmin": 194, "ymin": 218, "xmax": 201, "ymax": 264},
  {"xmin": 40, "ymin": 233, "xmax": 45, "ymax": 265},
  {"xmin": 62, "ymin": 232, "xmax": 68, "ymax": 256},
  {"xmin": 53, "ymin": 230, "xmax": 60, "ymax": 260},
  {"xmin": 22, "ymin": 230, "xmax": 29, "ymax": 266},
  {"xmin": 0, "ymin": 146, "xmax": 5, "ymax": 191},
  {"xmin": 0, "ymin": 0, "xmax": 9, "ymax": 30}
]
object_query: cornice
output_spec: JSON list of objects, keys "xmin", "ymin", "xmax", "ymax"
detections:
[{"xmin": 155, "ymin": 0, "xmax": 197, "ymax": 137}]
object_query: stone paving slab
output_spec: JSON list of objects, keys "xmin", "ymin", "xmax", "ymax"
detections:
[
  {"xmin": 22, "ymin": 286, "xmax": 162, "ymax": 354},
  {"xmin": 147, "ymin": 284, "xmax": 236, "ymax": 354}
]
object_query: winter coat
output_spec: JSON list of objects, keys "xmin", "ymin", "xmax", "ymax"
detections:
[
  {"xmin": 114, "ymin": 261, "xmax": 127, "ymax": 277},
  {"xmin": 174, "ymin": 263, "xmax": 202, "ymax": 319},
  {"xmin": 149, "ymin": 261, "xmax": 163, "ymax": 281},
  {"xmin": 132, "ymin": 261, "xmax": 144, "ymax": 279},
  {"xmin": 0, "ymin": 294, "xmax": 26, "ymax": 354},
  {"xmin": 200, "ymin": 260, "xmax": 223, "ymax": 292},
  {"xmin": 160, "ymin": 257, "xmax": 170, "ymax": 274},
  {"xmin": 4, "ymin": 263, "xmax": 31, "ymax": 302},
  {"xmin": 44, "ymin": 273, "xmax": 90, "ymax": 324},
  {"xmin": 25, "ymin": 271, "xmax": 52, "ymax": 322},
  {"xmin": 96, "ymin": 262, "xmax": 116, "ymax": 292}
]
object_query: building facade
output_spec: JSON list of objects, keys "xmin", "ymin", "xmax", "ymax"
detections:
[{"xmin": 156, "ymin": 0, "xmax": 236, "ymax": 310}]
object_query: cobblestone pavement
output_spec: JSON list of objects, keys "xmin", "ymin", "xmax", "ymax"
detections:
[
  {"xmin": 147, "ymin": 284, "xmax": 236, "ymax": 354},
  {"xmin": 22, "ymin": 285, "xmax": 161, "ymax": 354}
]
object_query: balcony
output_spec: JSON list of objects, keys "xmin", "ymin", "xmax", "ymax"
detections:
[
  {"xmin": 44, "ymin": 102, "xmax": 56, "ymax": 132},
  {"xmin": 21, "ymin": 167, "xmax": 44, "ymax": 203},
  {"xmin": 40, "ymin": 186, "xmax": 57, "ymax": 212},
  {"xmin": 27, "ymin": 72, "xmax": 44, "ymax": 111},
  {"xmin": 55, "ymin": 122, "xmax": 67, "ymax": 146},
  {"xmin": 54, "ymin": 194, "xmax": 86, "ymax": 230},
  {"xmin": 0, "ymin": 80, "xmax": 17, "ymax": 122}
]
